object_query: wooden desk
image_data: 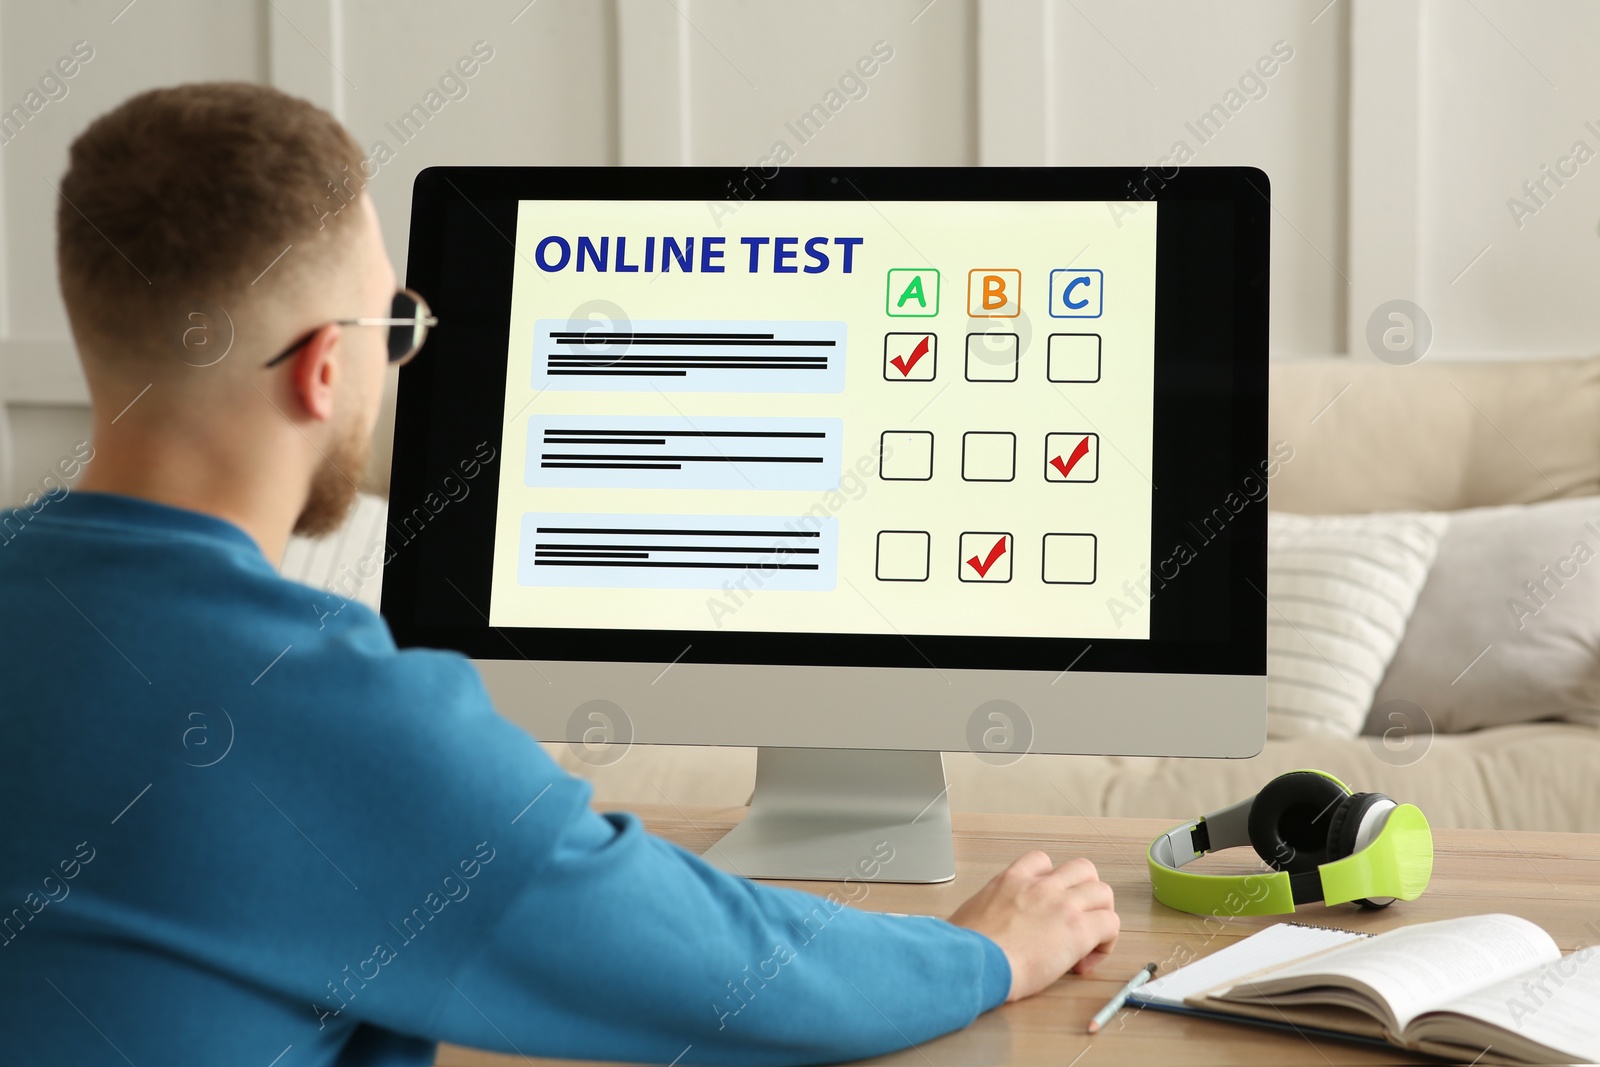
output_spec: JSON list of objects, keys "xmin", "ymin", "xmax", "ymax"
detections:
[{"xmin": 438, "ymin": 806, "xmax": 1600, "ymax": 1066}]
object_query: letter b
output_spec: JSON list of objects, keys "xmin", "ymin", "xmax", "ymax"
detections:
[
  {"xmin": 968, "ymin": 269, "xmax": 1020, "ymax": 317},
  {"xmin": 982, "ymin": 274, "xmax": 1006, "ymax": 310}
]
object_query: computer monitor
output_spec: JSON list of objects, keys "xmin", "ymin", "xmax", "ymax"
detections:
[{"xmin": 383, "ymin": 166, "xmax": 1269, "ymax": 883}]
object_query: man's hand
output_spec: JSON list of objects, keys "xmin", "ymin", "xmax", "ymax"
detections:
[{"xmin": 947, "ymin": 851, "xmax": 1119, "ymax": 1002}]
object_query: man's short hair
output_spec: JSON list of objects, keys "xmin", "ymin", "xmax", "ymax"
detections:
[{"xmin": 57, "ymin": 82, "xmax": 366, "ymax": 364}]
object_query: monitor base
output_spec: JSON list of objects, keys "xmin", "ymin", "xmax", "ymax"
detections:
[{"xmin": 703, "ymin": 748, "xmax": 956, "ymax": 883}]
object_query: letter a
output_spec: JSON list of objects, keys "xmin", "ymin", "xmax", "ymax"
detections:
[{"xmin": 896, "ymin": 275, "xmax": 926, "ymax": 309}]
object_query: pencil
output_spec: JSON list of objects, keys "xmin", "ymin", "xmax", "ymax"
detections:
[{"xmin": 1086, "ymin": 962, "xmax": 1157, "ymax": 1034}]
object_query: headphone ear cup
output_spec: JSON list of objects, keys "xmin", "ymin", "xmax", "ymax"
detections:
[
  {"xmin": 1326, "ymin": 791, "xmax": 1400, "ymax": 909},
  {"xmin": 1327, "ymin": 792, "xmax": 1388, "ymax": 861},
  {"xmin": 1248, "ymin": 770, "xmax": 1350, "ymax": 874}
]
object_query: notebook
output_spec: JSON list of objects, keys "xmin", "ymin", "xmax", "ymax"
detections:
[
  {"xmin": 1134, "ymin": 921, "xmax": 1372, "ymax": 1008},
  {"xmin": 1129, "ymin": 914, "xmax": 1600, "ymax": 1065},
  {"xmin": 1128, "ymin": 922, "xmax": 1393, "ymax": 1052}
]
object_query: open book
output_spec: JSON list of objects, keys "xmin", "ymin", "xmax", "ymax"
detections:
[{"xmin": 1150, "ymin": 915, "xmax": 1599, "ymax": 1064}]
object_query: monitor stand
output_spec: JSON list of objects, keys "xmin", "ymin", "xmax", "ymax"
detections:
[{"xmin": 702, "ymin": 748, "xmax": 956, "ymax": 883}]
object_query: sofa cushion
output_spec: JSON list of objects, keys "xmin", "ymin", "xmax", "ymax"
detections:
[
  {"xmin": 1268, "ymin": 357, "xmax": 1600, "ymax": 515},
  {"xmin": 1266, "ymin": 511, "xmax": 1447, "ymax": 738},
  {"xmin": 1369, "ymin": 495, "xmax": 1600, "ymax": 735}
]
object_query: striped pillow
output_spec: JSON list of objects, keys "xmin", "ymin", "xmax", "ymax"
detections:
[{"xmin": 1266, "ymin": 511, "xmax": 1449, "ymax": 738}]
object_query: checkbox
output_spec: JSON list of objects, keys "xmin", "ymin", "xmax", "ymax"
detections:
[
  {"xmin": 1045, "ymin": 433, "xmax": 1098, "ymax": 483},
  {"xmin": 1047, "ymin": 334, "xmax": 1101, "ymax": 383},
  {"xmin": 876, "ymin": 531, "xmax": 930, "ymax": 582},
  {"xmin": 880, "ymin": 431, "xmax": 934, "ymax": 481},
  {"xmin": 883, "ymin": 332, "xmax": 936, "ymax": 381},
  {"xmin": 962, "ymin": 432, "xmax": 1016, "ymax": 482},
  {"xmin": 1042, "ymin": 534, "xmax": 1097, "ymax": 584},
  {"xmin": 966, "ymin": 332, "xmax": 1018, "ymax": 382},
  {"xmin": 959, "ymin": 531, "xmax": 1012, "ymax": 583}
]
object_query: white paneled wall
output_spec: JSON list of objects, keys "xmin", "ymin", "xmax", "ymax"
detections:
[
  {"xmin": 640, "ymin": 2, "xmax": 977, "ymax": 169},
  {"xmin": 3, "ymin": 0, "xmax": 1599, "ymax": 498},
  {"xmin": 1414, "ymin": 0, "xmax": 1600, "ymax": 356},
  {"xmin": 336, "ymin": 1, "xmax": 620, "ymax": 285},
  {"xmin": 1, "ymin": 0, "xmax": 269, "ymax": 402},
  {"xmin": 980, "ymin": 0, "xmax": 1350, "ymax": 353}
]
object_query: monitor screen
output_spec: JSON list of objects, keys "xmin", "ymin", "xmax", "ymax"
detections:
[
  {"xmin": 492, "ymin": 198, "xmax": 1152, "ymax": 641},
  {"xmin": 385, "ymin": 167, "xmax": 1267, "ymax": 682}
]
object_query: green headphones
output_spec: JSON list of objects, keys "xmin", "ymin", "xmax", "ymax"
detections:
[{"xmin": 1147, "ymin": 769, "xmax": 1434, "ymax": 916}]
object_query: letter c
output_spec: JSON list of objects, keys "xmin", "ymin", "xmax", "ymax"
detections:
[{"xmin": 1063, "ymin": 275, "xmax": 1092, "ymax": 310}]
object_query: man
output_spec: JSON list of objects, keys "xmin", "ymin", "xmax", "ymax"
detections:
[{"xmin": 0, "ymin": 84, "xmax": 1119, "ymax": 1066}]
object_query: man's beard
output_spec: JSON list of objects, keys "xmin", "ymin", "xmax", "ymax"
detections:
[{"xmin": 293, "ymin": 416, "xmax": 370, "ymax": 538}]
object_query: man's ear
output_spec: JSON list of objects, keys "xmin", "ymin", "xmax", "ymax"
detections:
[{"xmin": 287, "ymin": 323, "xmax": 341, "ymax": 422}]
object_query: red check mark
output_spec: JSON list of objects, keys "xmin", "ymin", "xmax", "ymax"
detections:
[
  {"xmin": 890, "ymin": 335, "xmax": 930, "ymax": 377},
  {"xmin": 966, "ymin": 536, "xmax": 1008, "ymax": 577},
  {"xmin": 1050, "ymin": 436, "xmax": 1092, "ymax": 479}
]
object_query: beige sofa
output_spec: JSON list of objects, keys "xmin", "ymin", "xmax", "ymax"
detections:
[{"xmin": 310, "ymin": 358, "xmax": 1600, "ymax": 834}]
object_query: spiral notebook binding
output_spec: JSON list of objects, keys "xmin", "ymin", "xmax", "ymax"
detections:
[{"xmin": 1284, "ymin": 920, "xmax": 1375, "ymax": 937}]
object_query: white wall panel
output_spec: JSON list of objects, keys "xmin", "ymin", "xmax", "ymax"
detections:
[
  {"xmin": 652, "ymin": 0, "xmax": 976, "ymax": 168},
  {"xmin": 616, "ymin": 1, "xmax": 686, "ymax": 166},
  {"xmin": 1345, "ymin": 0, "xmax": 1422, "ymax": 360},
  {"xmin": 267, "ymin": 0, "xmax": 339, "ymax": 116},
  {"xmin": 338, "ymin": 0, "xmax": 617, "ymax": 280},
  {"xmin": 1413, "ymin": 0, "xmax": 1600, "ymax": 357},
  {"xmin": 976, "ymin": 0, "xmax": 1047, "ymax": 167}
]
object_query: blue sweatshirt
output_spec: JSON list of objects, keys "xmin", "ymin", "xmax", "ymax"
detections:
[{"xmin": 0, "ymin": 491, "xmax": 1008, "ymax": 1066}]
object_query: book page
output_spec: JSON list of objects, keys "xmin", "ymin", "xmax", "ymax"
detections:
[
  {"xmin": 1136, "ymin": 923, "xmax": 1369, "ymax": 1007},
  {"xmin": 1221, "ymin": 915, "xmax": 1560, "ymax": 1031},
  {"xmin": 1410, "ymin": 945, "xmax": 1600, "ymax": 1062}
]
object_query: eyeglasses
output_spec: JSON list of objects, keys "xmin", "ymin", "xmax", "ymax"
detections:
[{"xmin": 263, "ymin": 288, "xmax": 437, "ymax": 368}]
